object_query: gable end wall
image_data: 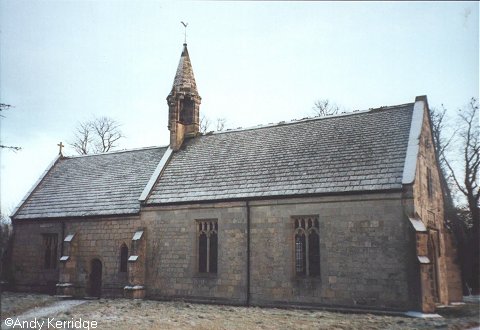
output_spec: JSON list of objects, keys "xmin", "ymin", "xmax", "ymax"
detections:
[{"xmin": 404, "ymin": 100, "xmax": 463, "ymax": 312}]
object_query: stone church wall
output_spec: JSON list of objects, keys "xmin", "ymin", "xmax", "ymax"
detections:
[
  {"xmin": 142, "ymin": 192, "xmax": 416, "ymax": 311},
  {"xmin": 11, "ymin": 221, "xmax": 63, "ymax": 293},
  {"xmin": 11, "ymin": 215, "xmax": 140, "ymax": 297},
  {"xmin": 60, "ymin": 215, "xmax": 139, "ymax": 297},
  {"xmin": 141, "ymin": 202, "xmax": 248, "ymax": 305},
  {"xmin": 248, "ymin": 193, "xmax": 413, "ymax": 310}
]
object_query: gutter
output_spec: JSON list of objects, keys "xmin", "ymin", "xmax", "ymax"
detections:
[{"xmin": 144, "ymin": 188, "xmax": 404, "ymax": 208}]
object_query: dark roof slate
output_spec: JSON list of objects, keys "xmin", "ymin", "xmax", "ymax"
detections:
[
  {"xmin": 146, "ymin": 104, "xmax": 413, "ymax": 204},
  {"xmin": 14, "ymin": 147, "xmax": 167, "ymax": 219}
]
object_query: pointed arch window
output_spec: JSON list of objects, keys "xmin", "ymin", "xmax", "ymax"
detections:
[
  {"xmin": 294, "ymin": 216, "xmax": 320, "ymax": 277},
  {"xmin": 120, "ymin": 243, "xmax": 128, "ymax": 273},
  {"xmin": 197, "ymin": 220, "xmax": 218, "ymax": 274}
]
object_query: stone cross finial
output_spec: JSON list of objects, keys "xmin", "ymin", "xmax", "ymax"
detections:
[{"xmin": 57, "ymin": 142, "xmax": 65, "ymax": 155}]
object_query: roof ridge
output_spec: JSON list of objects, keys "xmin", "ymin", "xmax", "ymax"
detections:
[
  {"xmin": 203, "ymin": 102, "xmax": 415, "ymax": 136},
  {"xmin": 65, "ymin": 145, "xmax": 168, "ymax": 159}
]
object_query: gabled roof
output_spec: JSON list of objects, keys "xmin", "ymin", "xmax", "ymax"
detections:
[
  {"xmin": 145, "ymin": 103, "xmax": 414, "ymax": 205},
  {"xmin": 13, "ymin": 101, "xmax": 419, "ymax": 219},
  {"xmin": 13, "ymin": 146, "xmax": 167, "ymax": 219}
]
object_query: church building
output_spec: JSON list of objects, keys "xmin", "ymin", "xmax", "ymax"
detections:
[{"xmin": 10, "ymin": 43, "xmax": 462, "ymax": 313}]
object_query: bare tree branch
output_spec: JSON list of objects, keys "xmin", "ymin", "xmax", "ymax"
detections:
[
  {"xmin": 431, "ymin": 105, "xmax": 457, "ymax": 162},
  {"xmin": 71, "ymin": 122, "xmax": 91, "ymax": 155},
  {"xmin": 0, "ymin": 103, "xmax": 12, "ymax": 117},
  {"xmin": 0, "ymin": 103, "xmax": 21, "ymax": 150},
  {"xmin": 200, "ymin": 115, "xmax": 211, "ymax": 134},
  {"xmin": 312, "ymin": 99, "xmax": 340, "ymax": 117},
  {"xmin": 444, "ymin": 156, "xmax": 469, "ymax": 196},
  {"xmin": 69, "ymin": 116, "xmax": 124, "ymax": 155},
  {"xmin": 431, "ymin": 98, "xmax": 479, "ymax": 292},
  {"xmin": 0, "ymin": 145, "xmax": 21, "ymax": 152},
  {"xmin": 90, "ymin": 116, "xmax": 123, "ymax": 153},
  {"xmin": 215, "ymin": 118, "xmax": 226, "ymax": 131},
  {"xmin": 200, "ymin": 115, "xmax": 227, "ymax": 134}
]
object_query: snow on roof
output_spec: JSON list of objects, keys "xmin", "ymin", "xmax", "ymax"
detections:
[{"xmin": 13, "ymin": 146, "xmax": 168, "ymax": 219}]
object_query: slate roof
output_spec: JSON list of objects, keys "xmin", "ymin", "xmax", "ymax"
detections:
[
  {"xmin": 146, "ymin": 104, "xmax": 414, "ymax": 204},
  {"xmin": 14, "ymin": 147, "xmax": 167, "ymax": 219}
]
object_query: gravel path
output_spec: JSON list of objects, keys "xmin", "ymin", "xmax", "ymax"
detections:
[
  {"xmin": 2, "ymin": 299, "xmax": 86, "ymax": 329},
  {"xmin": 1, "ymin": 292, "xmax": 478, "ymax": 330}
]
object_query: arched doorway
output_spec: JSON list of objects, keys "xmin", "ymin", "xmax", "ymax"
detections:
[{"xmin": 89, "ymin": 258, "xmax": 102, "ymax": 297}]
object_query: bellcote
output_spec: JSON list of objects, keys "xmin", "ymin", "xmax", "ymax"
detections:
[{"xmin": 167, "ymin": 43, "xmax": 202, "ymax": 151}]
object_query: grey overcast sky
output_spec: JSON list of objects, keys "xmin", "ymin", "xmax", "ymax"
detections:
[{"xmin": 1, "ymin": 1, "xmax": 478, "ymax": 216}]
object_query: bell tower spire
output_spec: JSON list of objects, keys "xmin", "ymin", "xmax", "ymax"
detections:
[{"xmin": 167, "ymin": 40, "xmax": 201, "ymax": 151}]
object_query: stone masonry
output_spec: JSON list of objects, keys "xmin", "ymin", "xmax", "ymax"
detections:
[{"xmin": 402, "ymin": 97, "xmax": 463, "ymax": 312}]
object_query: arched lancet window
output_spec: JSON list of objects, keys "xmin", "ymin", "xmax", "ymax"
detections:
[
  {"xmin": 295, "ymin": 231, "xmax": 306, "ymax": 275},
  {"xmin": 198, "ymin": 220, "xmax": 218, "ymax": 274},
  {"xmin": 120, "ymin": 243, "xmax": 128, "ymax": 273},
  {"xmin": 294, "ymin": 216, "xmax": 320, "ymax": 277}
]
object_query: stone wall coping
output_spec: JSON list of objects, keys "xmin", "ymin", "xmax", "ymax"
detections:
[
  {"xmin": 417, "ymin": 256, "xmax": 431, "ymax": 264},
  {"xmin": 139, "ymin": 147, "xmax": 173, "ymax": 202},
  {"xmin": 402, "ymin": 98, "xmax": 426, "ymax": 184},
  {"xmin": 64, "ymin": 234, "xmax": 75, "ymax": 242},
  {"xmin": 409, "ymin": 217, "xmax": 427, "ymax": 232}
]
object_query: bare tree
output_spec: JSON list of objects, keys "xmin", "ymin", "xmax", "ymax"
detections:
[
  {"xmin": 431, "ymin": 105, "xmax": 456, "ymax": 166},
  {"xmin": 91, "ymin": 116, "xmax": 123, "ymax": 153},
  {"xmin": 200, "ymin": 115, "xmax": 211, "ymax": 134},
  {"xmin": 215, "ymin": 118, "xmax": 226, "ymax": 131},
  {"xmin": 70, "ymin": 116, "xmax": 124, "ymax": 155},
  {"xmin": 0, "ymin": 103, "xmax": 21, "ymax": 151},
  {"xmin": 312, "ymin": 99, "xmax": 340, "ymax": 117},
  {"xmin": 444, "ymin": 98, "xmax": 479, "ymax": 231},
  {"xmin": 433, "ymin": 97, "xmax": 479, "ymax": 293},
  {"xmin": 200, "ymin": 115, "xmax": 227, "ymax": 134},
  {"xmin": 72, "ymin": 122, "xmax": 91, "ymax": 155},
  {"xmin": 431, "ymin": 106, "xmax": 468, "ymax": 292}
]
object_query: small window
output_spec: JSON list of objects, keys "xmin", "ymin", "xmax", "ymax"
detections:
[
  {"xmin": 120, "ymin": 243, "xmax": 128, "ymax": 273},
  {"xmin": 294, "ymin": 216, "xmax": 320, "ymax": 277},
  {"xmin": 197, "ymin": 220, "xmax": 218, "ymax": 274},
  {"xmin": 43, "ymin": 234, "xmax": 58, "ymax": 269},
  {"xmin": 427, "ymin": 167, "xmax": 433, "ymax": 198}
]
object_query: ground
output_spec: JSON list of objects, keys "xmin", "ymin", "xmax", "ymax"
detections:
[{"xmin": 1, "ymin": 292, "xmax": 479, "ymax": 329}]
